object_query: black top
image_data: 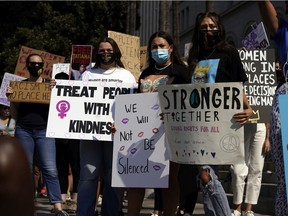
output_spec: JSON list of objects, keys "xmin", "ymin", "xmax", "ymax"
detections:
[
  {"xmin": 193, "ymin": 47, "xmax": 248, "ymax": 83},
  {"xmin": 16, "ymin": 79, "xmax": 50, "ymax": 129},
  {"xmin": 17, "ymin": 103, "xmax": 49, "ymax": 130}
]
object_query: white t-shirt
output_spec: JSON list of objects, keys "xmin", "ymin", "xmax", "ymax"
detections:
[{"xmin": 81, "ymin": 67, "xmax": 136, "ymax": 84}]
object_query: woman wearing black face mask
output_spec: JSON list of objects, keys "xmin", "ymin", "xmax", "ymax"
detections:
[
  {"xmin": 6, "ymin": 54, "xmax": 69, "ymax": 215},
  {"xmin": 187, "ymin": 12, "xmax": 254, "ymax": 216},
  {"xmin": 77, "ymin": 37, "xmax": 136, "ymax": 216}
]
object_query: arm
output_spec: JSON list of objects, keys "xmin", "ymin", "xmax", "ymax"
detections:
[
  {"xmin": 257, "ymin": 0, "xmax": 279, "ymax": 37},
  {"xmin": 233, "ymin": 92, "xmax": 253, "ymax": 125},
  {"xmin": 263, "ymin": 122, "xmax": 271, "ymax": 154}
]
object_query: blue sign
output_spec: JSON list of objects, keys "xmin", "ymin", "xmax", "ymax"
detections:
[{"xmin": 279, "ymin": 94, "xmax": 288, "ymax": 204}]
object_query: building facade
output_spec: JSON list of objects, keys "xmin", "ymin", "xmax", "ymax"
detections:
[{"xmin": 136, "ymin": 1, "xmax": 286, "ymax": 58}]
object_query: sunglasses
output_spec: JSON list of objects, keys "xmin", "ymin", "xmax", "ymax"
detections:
[{"xmin": 29, "ymin": 62, "xmax": 44, "ymax": 67}]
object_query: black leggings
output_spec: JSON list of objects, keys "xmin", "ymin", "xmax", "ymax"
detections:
[
  {"xmin": 178, "ymin": 164, "xmax": 199, "ymax": 213},
  {"xmin": 56, "ymin": 139, "xmax": 80, "ymax": 194}
]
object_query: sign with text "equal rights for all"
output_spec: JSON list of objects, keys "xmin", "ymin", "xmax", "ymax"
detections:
[
  {"xmin": 158, "ymin": 82, "xmax": 244, "ymax": 165},
  {"xmin": 112, "ymin": 92, "xmax": 169, "ymax": 188},
  {"xmin": 46, "ymin": 80, "xmax": 137, "ymax": 141}
]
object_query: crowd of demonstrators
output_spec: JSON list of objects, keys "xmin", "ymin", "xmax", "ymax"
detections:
[
  {"xmin": 77, "ymin": 37, "xmax": 137, "ymax": 216},
  {"xmin": 127, "ymin": 31, "xmax": 190, "ymax": 216},
  {"xmin": 187, "ymin": 11, "xmax": 253, "ymax": 216},
  {"xmin": 258, "ymin": 0, "xmax": 288, "ymax": 215},
  {"xmin": 2, "ymin": 4, "xmax": 285, "ymax": 216},
  {"xmin": 6, "ymin": 54, "xmax": 69, "ymax": 216}
]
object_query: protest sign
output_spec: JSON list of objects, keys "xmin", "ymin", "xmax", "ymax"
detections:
[
  {"xmin": 140, "ymin": 46, "xmax": 147, "ymax": 71},
  {"xmin": 239, "ymin": 49, "xmax": 276, "ymax": 123},
  {"xmin": 46, "ymin": 80, "xmax": 137, "ymax": 141},
  {"xmin": 242, "ymin": 22, "xmax": 270, "ymax": 49},
  {"xmin": 112, "ymin": 92, "xmax": 169, "ymax": 188},
  {"xmin": 184, "ymin": 42, "xmax": 192, "ymax": 58},
  {"xmin": 158, "ymin": 82, "xmax": 244, "ymax": 165},
  {"xmin": 52, "ymin": 63, "xmax": 70, "ymax": 79},
  {"xmin": 7, "ymin": 81, "xmax": 51, "ymax": 104},
  {"xmin": 71, "ymin": 45, "xmax": 92, "ymax": 70},
  {"xmin": 14, "ymin": 46, "xmax": 65, "ymax": 79},
  {"xmin": 108, "ymin": 31, "xmax": 140, "ymax": 80},
  {"xmin": 0, "ymin": 73, "xmax": 26, "ymax": 106},
  {"xmin": 279, "ymin": 94, "xmax": 288, "ymax": 205}
]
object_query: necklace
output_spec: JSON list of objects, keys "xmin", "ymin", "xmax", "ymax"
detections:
[
  {"xmin": 155, "ymin": 62, "xmax": 172, "ymax": 71},
  {"xmin": 205, "ymin": 49, "xmax": 216, "ymax": 59}
]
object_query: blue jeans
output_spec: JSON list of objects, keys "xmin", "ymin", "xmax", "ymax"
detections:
[
  {"xmin": 15, "ymin": 125, "xmax": 62, "ymax": 204},
  {"xmin": 77, "ymin": 140, "xmax": 120, "ymax": 216},
  {"xmin": 200, "ymin": 165, "xmax": 231, "ymax": 216}
]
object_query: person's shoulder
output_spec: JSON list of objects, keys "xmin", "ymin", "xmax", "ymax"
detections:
[
  {"xmin": 116, "ymin": 67, "xmax": 132, "ymax": 73},
  {"xmin": 172, "ymin": 63, "xmax": 188, "ymax": 71}
]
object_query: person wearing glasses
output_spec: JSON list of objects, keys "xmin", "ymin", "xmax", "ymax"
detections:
[
  {"xmin": 187, "ymin": 12, "xmax": 253, "ymax": 216},
  {"xmin": 6, "ymin": 53, "xmax": 69, "ymax": 216}
]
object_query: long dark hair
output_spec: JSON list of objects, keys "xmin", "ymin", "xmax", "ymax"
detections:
[
  {"xmin": 187, "ymin": 12, "xmax": 232, "ymax": 73},
  {"xmin": 94, "ymin": 37, "xmax": 125, "ymax": 68},
  {"xmin": 147, "ymin": 31, "xmax": 185, "ymax": 67}
]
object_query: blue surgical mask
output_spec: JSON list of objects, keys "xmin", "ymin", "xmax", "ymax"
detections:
[{"xmin": 151, "ymin": 49, "xmax": 170, "ymax": 64}]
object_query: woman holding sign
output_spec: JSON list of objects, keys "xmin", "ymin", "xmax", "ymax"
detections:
[
  {"xmin": 187, "ymin": 12, "xmax": 253, "ymax": 216},
  {"xmin": 127, "ymin": 31, "xmax": 190, "ymax": 216},
  {"xmin": 7, "ymin": 54, "xmax": 68, "ymax": 216},
  {"xmin": 76, "ymin": 37, "xmax": 136, "ymax": 216}
]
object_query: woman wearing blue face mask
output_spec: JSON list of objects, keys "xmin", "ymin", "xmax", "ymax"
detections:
[{"xmin": 127, "ymin": 31, "xmax": 190, "ymax": 216}]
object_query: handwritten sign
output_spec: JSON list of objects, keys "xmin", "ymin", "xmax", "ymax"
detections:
[
  {"xmin": 158, "ymin": 82, "xmax": 244, "ymax": 165},
  {"xmin": 239, "ymin": 49, "xmax": 276, "ymax": 123},
  {"xmin": 46, "ymin": 80, "xmax": 137, "ymax": 141},
  {"xmin": 14, "ymin": 46, "xmax": 65, "ymax": 79},
  {"xmin": 108, "ymin": 31, "xmax": 140, "ymax": 80},
  {"xmin": 279, "ymin": 94, "xmax": 288, "ymax": 205},
  {"xmin": 8, "ymin": 81, "xmax": 51, "ymax": 104},
  {"xmin": 242, "ymin": 22, "xmax": 270, "ymax": 49},
  {"xmin": 112, "ymin": 93, "xmax": 169, "ymax": 188},
  {"xmin": 71, "ymin": 45, "xmax": 92, "ymax": 70},
  {"xmin": 140, "ymin": 46, "xmax": 147, "ymax": 72},
  {"xmin": 0, "ymin": 73, "xmax": 26, "ymax": 106},
  {"xmin": 52, "ymin": 63, "xmax": 70, "ymax": 79},
  {"xmin": 184, "ymin": 42, "xmax": 192, "ymax": 58}
]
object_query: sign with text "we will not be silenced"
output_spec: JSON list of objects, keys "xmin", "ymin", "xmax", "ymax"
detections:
[
  {"xmin": 46, "ymin": 80, "xmax": 137, "ymax": 141},
  {"xmin": 112, "ymin": 93, "xmax": 169, "ymax": 188}
]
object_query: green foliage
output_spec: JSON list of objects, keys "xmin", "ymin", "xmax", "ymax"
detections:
[{"xmin": 0, "ymin": 1, "xmax": 129, "ymax": 75}]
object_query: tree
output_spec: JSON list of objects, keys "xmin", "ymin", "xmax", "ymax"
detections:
[{"xmin": 0, "ymin": 1, "xmax": 128, "ymax": 77}]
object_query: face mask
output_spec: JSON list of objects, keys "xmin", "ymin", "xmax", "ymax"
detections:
[
  {"xmin": 199, "ymin": 29, "xmax": 221, "ymax": 47},
  {"xmin": 96, "ymin": 53, "xmax": 116, "ymax": 65},
  {"xmin": 151, "ymin": 49, "xmax": 170, "ymax": 64},
  {"xmin": 28, "ymin": 66, "xmax": 43, "ymax": 77}
]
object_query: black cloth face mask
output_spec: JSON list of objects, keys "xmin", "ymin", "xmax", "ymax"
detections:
[
  {"xmin": 96, "ymin": 53, "xmax": 116, "ymax": 65},
  {"xmin": 28, "ymin": 65, "xmax": 43, "ymax": 77},
  {"xmin": 199, "ymin": 29, "xmax": 221, "ymax": 48}
]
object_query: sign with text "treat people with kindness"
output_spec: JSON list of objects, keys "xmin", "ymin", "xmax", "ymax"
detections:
[
  {"xmin": 112, "ymin": 92, "xmax": 169, "ymax": 188},
  {"xmin": 46, "ymin": 80, "xmax": 137, "ymax": 141},
  {"xmin": 158, "ymin": 82, "xmax": 244, "ymax": 165}
]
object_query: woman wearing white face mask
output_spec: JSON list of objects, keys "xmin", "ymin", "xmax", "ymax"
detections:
[{"xmin": 127, "ymin": 31, "xmax": 190, "ymax": 216}]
